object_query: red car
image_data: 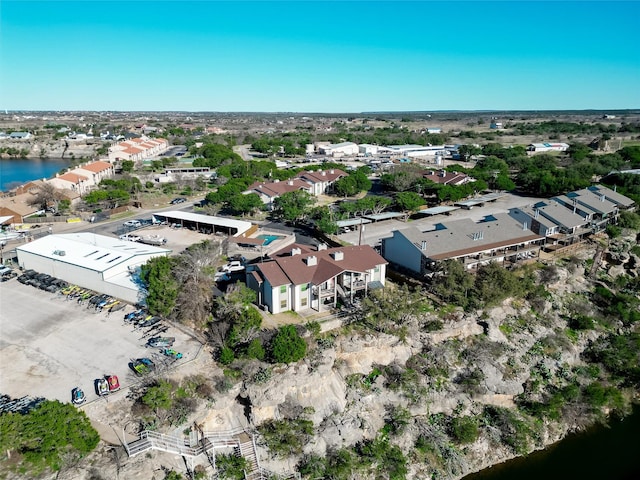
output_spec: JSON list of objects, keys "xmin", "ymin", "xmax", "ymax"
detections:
[{"xmin": 106, "ymin": 375, "xmax": 120, "ymax": 392}]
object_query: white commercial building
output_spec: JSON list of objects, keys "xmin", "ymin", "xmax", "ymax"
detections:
[
  {"xmin": 359, "ymin": 144, "xmax": 379, "ymax": 155},
  {"xmin": 527, "ymin": 143, "xmax": 570, "ymax": 153},
  {"xmin": 16, "ymin": 233, "xmax": 171, "ymax": 304},
  {"xmin": 318, "ymin": 142, "xmax": 359, "ymax": 157},
  {"xmin": 386, "ymin": 144, "xmax": 447, "ymax": 158}
]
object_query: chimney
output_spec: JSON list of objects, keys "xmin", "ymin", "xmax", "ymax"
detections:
[
  {"xmin": 291, "ymin": 247, "xmax": 302, "ymax": 256},
  {"xmin": 274, "ymin": 179, "xmax": 280, "ymax": 183},
  {"xmin": 330, "ymin": 169, "xmax": 335, "ymax": 174},
  {"xmin": 523, "ymin": 221, "xmax": 528, "ymax": 231},
  {"xmin": 421, "ymin": 240, "xmax": 427, "ymax": 250},
  {"xmin": 321, "ymin": 171, "xmax": 326, "ymax": 176},
  {"xmin": 534, "ymin": 209, "xmax": 539, "ymax": 219},
  {"xmin": 600, "ymin": 194, "xmax": 605, "ymax": 202},
  {"xmin": 317, "ymin": 243, "xmax": 327, "ymax": 251},
  {"xmin": 331, "ymin": 251, "xmax": 344, "ymax": 261},
  {"xmin": 305, "ymin": 255, "xmax": 317, "ymax": 266},
  {"xmin": 288, "ymin": 180, "xmax": 294, "ymax": 186}
]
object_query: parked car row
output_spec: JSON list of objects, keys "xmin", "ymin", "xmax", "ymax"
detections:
[
  {"xmin": 17, "ymin": 269, "xmax": 69, "ymax": 292},
  {"xmin": 71, "ymin": 374, "xmax": 120, "ymax": 405}
]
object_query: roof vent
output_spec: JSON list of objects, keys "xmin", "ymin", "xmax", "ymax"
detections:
[
  {"xmin": 305, "ymin": 255, "xmax": 317, "ymax": 266},
  {"xmin": 421, "ymin": 240, "xmax": 427, "ymax": 250},
  {"xmin": 53, "ymin": 250, "xmax": 66, "ymax": 256}
]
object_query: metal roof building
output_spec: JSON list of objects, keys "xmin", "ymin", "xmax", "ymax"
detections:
[
  {"xmin": 152, "ymin": 211, "xmax": 253, "ymax": 236},
  {"xmin": 16, "ymin": 233, "xmax": 171, "ymax": 304},
  {"xmin": 382, "ymin": 213, "xmax": 544, "ymax": 274}
]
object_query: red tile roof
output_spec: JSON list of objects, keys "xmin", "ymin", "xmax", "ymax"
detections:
[
  {"xmin": 81, "ymin": 161, "xmax": 113, "ymax": 173},
  {"xmin": 123, "ymin": 147, "xmax": 144, "ymax": 154},
  {"xmin": 58, "ymin": 172, "xmax": 88, "ymax": 184}
]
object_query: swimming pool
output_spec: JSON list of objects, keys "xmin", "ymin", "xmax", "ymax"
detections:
[{"xmin": 258, "ymin": 234, "xmax": 284, "ymax": 246}]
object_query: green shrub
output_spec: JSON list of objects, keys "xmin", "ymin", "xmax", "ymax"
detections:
[
  {"xmin": 270, "ymin": 325, "xmax": 307, "ymax": 363},
  {"xmin": 258, "ymin": 418, "xmax": 313, "ymax": 456},
  {"xmin": 568, "ymin": 314, "xmax": 595, "ymax": 330},
  {"xmin": 449, "ymin": 415, "xmax": 480, "ymax": 444},
  {"xmin": 219, "ymin": 346, "xmax": 235, "ymax": 365},
  {"xmin": 246, "ymin": 338, "xmax": 265, "ymax": 360},
  {"xmin": 606, "ymin": 225, "xmax": 622, "ymax": 238},
  {"xmin": 0, "ymin": 400, "xmax": 100, "ymax": 475},
  {"xmin": 215, "ymin": 453, "xmax": 247, "ymax": 480}
]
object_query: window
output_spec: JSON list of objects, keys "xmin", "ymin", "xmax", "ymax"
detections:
[
  {"xmin": 300, "ymin": 297, "xmax": 308, "ymax": 307},
  {"xmin": 280, "ymin": 285, "xmax": 287, "ymax": 294},
  {"xmin": 280, "ymin": 299, "xmax": 287, "ymax": 309},
  {"xmin": 374, "ymin": 265, "xmax": 380, "ymax": 273},
  {"xmin": 301, "ymin": 283, "xmax": 308, "ymax": 292}
]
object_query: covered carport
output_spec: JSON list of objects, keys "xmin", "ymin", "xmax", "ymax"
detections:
[
  {"xmin": 152, "ymin": 211, "xmax": 253, "ymax": 237},
  {"xmin": 415, "ymin": 205, "xmax": 460, "ymax": 217},
  {"xmin": 363, "ymin": 212, "xmax": 405, "ymax": 222}
]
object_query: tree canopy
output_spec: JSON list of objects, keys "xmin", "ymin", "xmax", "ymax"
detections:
[
  {"xmin": 273, "ymin": 190, "xmax": 316, "ymax": 223},
  {"xmin": 0, "ymin": 400, "xmax": 99, "ymax": 475},
  {"xmin": 140, "ymin": 256, "xmax": 179, "ymax": 317}
]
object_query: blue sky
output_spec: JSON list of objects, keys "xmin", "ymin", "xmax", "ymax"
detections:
[{"xmin": 1, "ymin": 1, "xmax": 639, "ymax": 112}]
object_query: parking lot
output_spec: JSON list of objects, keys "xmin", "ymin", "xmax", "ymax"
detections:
[{"xmin": 0, "ymin": 276, "xmax": 202, "ymax": 404}]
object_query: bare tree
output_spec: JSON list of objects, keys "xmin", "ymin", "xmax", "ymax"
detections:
[
  {"xmin": 28, "ymin": 183, "xmax": 64, "ymax": 211},
  {"xmin": 173, "ymin": 239, "xmax": 225, "ymax": 327}
]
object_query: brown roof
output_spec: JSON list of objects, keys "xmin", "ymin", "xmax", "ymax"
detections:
[
  {"xmin": 0, "ymin": 193, "xmax": 39, "ymax": 216},
  {"xmin": 423, "ymin": 170, "xmax": 470, "ymax": 185},
  {"xmin": 229, "ymin": 236, "xmax": 264, "ymax": 246},
  {"xmin": 256, "ymin": 261, "xmax": 290, "ymax": 287},
  {"xmin": 247, "ymin": 179, "xmax": 311, "ymax": 198},
  {"xmin": 81, "ymin": 161, "xmax": 113, "ymax": 173},
  {"xmin": 297, "ymin": 169, "xmax": 347, "ymax": 184},
  {"xmin": 12, "ymin": 180, "xmax": 46, "ymax": 195},
  {"xmin": 259, "ymin": 243, "xmax": 387, "ymax": 286}
]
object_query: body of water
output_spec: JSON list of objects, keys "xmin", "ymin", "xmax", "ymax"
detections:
[
  {"xmin": 0, "ymin": 158, "xmax": 71, "ymax": 192},
  {"xmin": 464, "ymin": 405, "xmax": 640, "ymax": 480}
]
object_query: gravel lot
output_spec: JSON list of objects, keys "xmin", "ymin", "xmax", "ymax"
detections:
[{"xmin": 0, "ymin": 277, "xmax": 202, "ymax": 404}]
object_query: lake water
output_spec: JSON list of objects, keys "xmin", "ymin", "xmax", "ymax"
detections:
[
  {"xmin": 463, "ymin": 405, "xmax": 640, "ymax": 480},
  {"xmin": 0, "ymin": 158, "xmax": 71, "ymax": 192}
]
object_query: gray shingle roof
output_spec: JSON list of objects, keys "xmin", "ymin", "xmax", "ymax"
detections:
[{"xmin": 395, "ymin": 213, "xmax": 543, "ymax": 260}]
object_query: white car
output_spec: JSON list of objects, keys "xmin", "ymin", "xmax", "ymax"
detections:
[
  {"xmin": 123, "ymin": 220, "xmax": 142, "ymax": 228},
  {"xmin": 221, "ymin": 261, "xmax": 245, "ymax": 273}
]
